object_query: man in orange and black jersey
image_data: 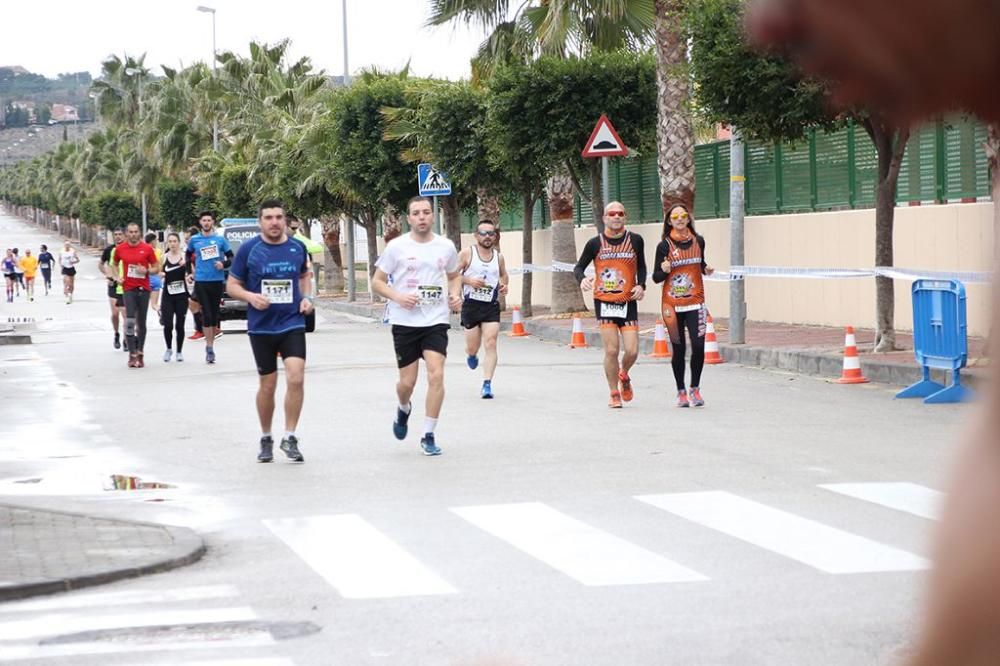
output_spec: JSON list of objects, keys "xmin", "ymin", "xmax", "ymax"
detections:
[{"xmin": 573, "ymin": 201, "xmax": 647, "ymax": 408}]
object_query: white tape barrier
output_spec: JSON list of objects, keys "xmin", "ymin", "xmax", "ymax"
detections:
[{"xmin": 506, "ymin": 263, "xmax": 991, "ymax": 284}]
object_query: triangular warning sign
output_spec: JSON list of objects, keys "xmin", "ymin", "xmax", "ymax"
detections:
[{"xmin": 582, "ymin": 114, "xmax": 629, "ymax": 158}]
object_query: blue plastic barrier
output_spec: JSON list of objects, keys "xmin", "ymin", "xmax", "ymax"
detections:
[{"xmin": 896, "ymin": 279, "xmax": 975, "ymax": 404}]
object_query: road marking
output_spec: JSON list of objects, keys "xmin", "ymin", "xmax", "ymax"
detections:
[
  {"xmin": 635, "ymin": 491, "xmax": 930, "ymax": 574},
  {"xmin": 264, "ymin": 515, "xmax": 457, "ymax": 599},
  {"xmin": 820, "ymin": 482, "xmax": 943, "ymax": 520},
  {"xmin": 120, "ymin": 660, "xmax": 294, "ymax": 666},
  {"xmin": 0, "ymin": 584, "xmax": 240, "ymax": 613},
  {"xmin": 0, "ymin": 636, "xmax": 275, "ymax": 661},
  {"xmin": 451, "ymin": 502, "xmax": 708, "ymax": 585},
  {"xmin": 0, "ymin": 606, "xmax": 257, "ymax": 641}
]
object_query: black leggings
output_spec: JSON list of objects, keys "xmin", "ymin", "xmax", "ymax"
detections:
[
  {"xmin": 161, "ymin": 294, "xmax": 188, "ymax": 352},
  {"xmin": 669, "ymin": 308, "xmax": 706, "ymax": 391},
  {"xmin": 123, "ymin": 289, "xmax": 150, "ymax": 353}
]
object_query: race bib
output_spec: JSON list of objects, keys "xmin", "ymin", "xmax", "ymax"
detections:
[
  {"xmin": 262, "ymin": 279, "xmax": 294, "ymax": 304},
  {"xmin": 40, "ymin": 262, "xmax": 50, "ymax": 269},
  {"xmin": 199, "ymin": 244, "xmax": 220, "ymax": 261},
  {"xmin": 417, "ymin": 285, "xmax": 443, "ymax": 305},
  {"xmin": 126, "ymin": 264, "xmax": 145, "ymax": 279},
  {"xmin": 469, "ymin": 285, "xmax": 494, "ymax": 303},
  {"xmin": 602, "ymin": 302, "xmax": 627, "ymax": 319},
  {"xmin": 166, "ymin": 281, "xmax": 186, "ymax": 295}
]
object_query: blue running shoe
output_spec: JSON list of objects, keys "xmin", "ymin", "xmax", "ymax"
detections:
[
  {"xmin": 467, "ymin": 354, "xmax": 479, "ymax": 370},
  {"xmin": 393, "ymin": 404, "xmax": 411, "ymax": 440},
  {"xmin": 420, "ymin": 433, "xmax": 442, "ymax": 456},
  {"xmin": 206, "ymin": 348, "xmax": 216, "ymax": 364},
  {"xmin": 481, "ymin": 380, "xmax": 493, "ymax": 399}
]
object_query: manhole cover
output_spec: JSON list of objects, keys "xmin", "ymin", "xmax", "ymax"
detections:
[{"xmin": 41, "ymin": 621, "xmax": 321, "ymax": 646}]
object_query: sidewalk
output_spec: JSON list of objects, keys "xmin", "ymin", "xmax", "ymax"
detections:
[
  {"xmin": 0, "ymin": 503, "xmax": 206, "ymax": 601},
  {"xmin": 318, "ymin": 295, "xmax": 990, "ymax": 389}
]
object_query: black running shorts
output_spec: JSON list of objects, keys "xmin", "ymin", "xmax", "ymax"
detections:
[
  {"xmin": 250, "ymin": 329, "xmax": 307, "ymax": 375},
  {"xmin": 61, "ymin": 267, "xmax": 76, "ymax": 276},
  {"xmin": 194, "ymin": 281, "xmax": 224, "ymax": 327},
  {"xmin": 460, "ymin": 299, "xmax": 501, "ymax": 329},
  {"xmin": 594, "ymin": 299, "xmax": 639, "ymax": 329},
  {"xmin": 391, "ymin": 323, "xmax": 449, "ymax": 368}
]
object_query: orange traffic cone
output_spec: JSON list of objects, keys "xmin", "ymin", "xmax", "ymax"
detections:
[
  {"xmin": 704, "ymin": 312, "xmax": 724, "ymax": 364},
  {"xmin": 509, "ymin": 306, "xmax": 528, "ymax": 337},
  {"xmin": 648, "ymin": 319, "xmax": 672, "ymax": 358},
  {"xmin": 568, "ymin": 314, "xmax": 588, "ymax": 348},
  {"xmin": 836, "ymin": 326, "xmax": 869, "ymax": 384}
]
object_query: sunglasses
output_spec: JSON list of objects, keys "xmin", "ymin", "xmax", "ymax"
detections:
[
  {"xmin": 670, "ymin": 211, "xmax": 689, "ymax": 220},
  {"xmin": 477, "ymin": 230, "xmax": 497, "ymax": 237},
  {"xmin": 606, "ymin": 211, "xmax": 626, "ymax": 218}
]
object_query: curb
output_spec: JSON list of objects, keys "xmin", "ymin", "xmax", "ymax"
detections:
[
  {"xmin": 318, "ymin": 300, "xmax": 985, "ymax": 389},
  {"xmin": 0, "ymin": 504, "xmax": 207, "ymax": 602},
  {"xmin": 0, "ymin": 333, "xmax": 32, "ymax": 345}
]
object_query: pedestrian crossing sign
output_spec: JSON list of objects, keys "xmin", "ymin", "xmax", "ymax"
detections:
[{"xmin": 418, "ymin": 163, "xmax": 452, "ymax": 196}]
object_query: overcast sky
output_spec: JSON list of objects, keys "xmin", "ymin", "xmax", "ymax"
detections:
[{"xmin": 0, "ymin": 0, "xmax": 486, "ymax": 81}]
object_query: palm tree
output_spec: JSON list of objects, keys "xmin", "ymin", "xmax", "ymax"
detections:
[{"xmin": 653, "ymin": 0, "xmax": 695, "ymax": 211}]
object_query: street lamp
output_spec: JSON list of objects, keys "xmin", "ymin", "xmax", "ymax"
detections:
[{"xmin": 197, "ymin": 5, "xmax": 219, "ymax": 152}]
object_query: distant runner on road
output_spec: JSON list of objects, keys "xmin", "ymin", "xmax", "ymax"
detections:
[
  {"xmin": 457, "ymin": 219, "xmax": 508, "ymax": 399},
  {"xmin": 59, "ymin": 240, "xmax": 79, "ymax": 304}
]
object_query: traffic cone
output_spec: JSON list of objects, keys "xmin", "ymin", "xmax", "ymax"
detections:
[
  {"xmin": 704, "ymin": 312, "xmax": 724, "ymax": 364},
  {"xmin": 568, "ymin": 315, "xmax": 588, "ymax": 348},
  {"xmin": 648, "ymin": 319, "xmax": 672, "ymax": 358},
  {"xmin": 509, "ymin": 306, "xmax": 528, "ymax": 337},
  {"xmin": 836, "ymin": 326, "xmax": 869, "ymax": 384}
]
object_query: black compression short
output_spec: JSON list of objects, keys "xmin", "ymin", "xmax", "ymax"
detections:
[
  {"xmin": 249, "ymin": 329, "xmax": 307, "ymax": 375},
  {"xmin": 194, "ymin": 281, "xmax": 224, "ymax": 326},
  {"xmin": 391, "ymin": 323, "xmax": 449, "ymax": 368}
]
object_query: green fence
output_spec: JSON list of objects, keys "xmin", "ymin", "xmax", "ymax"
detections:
[{"xmin": 458, "ymin": 116, "xmax": 992, "ymax": 232}]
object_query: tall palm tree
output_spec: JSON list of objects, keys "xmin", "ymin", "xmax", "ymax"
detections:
[{"xmin": 653, "ymin": 0, "xmax": 695, "ymax": 211}]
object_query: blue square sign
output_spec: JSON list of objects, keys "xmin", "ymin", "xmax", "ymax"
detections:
[{"xmin": 417, "ymin": 163, "xmax": 451, "ymax": 196}]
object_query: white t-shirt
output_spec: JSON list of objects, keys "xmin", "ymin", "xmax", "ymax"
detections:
[
  {"xmin": 376, "ymin": 234, "xmax": 459, "ymax": 327},
  {"xmin": 59, "ymin": 249, "xmax": 78, "ymax": 268}
]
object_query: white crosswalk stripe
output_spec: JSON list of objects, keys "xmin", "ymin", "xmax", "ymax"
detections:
[
  {"xmin": 820, "ymin": 482, "xmax": 944, "ymax": 520},
  {"xmin": 635, "ymin": 491, "xmax": 930, "ymax": 574}
]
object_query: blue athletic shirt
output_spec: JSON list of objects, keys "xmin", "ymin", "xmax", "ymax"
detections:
[
  {"xmin": 188, "ymin": 233, "xmax": 232, "ymax": 282},
  {"xmin": 229, "ymin": 236, "xmax": 310, "ymax": 335}
]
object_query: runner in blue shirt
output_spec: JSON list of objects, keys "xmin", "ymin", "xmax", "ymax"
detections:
[
  {"xmin": 227, "ymin": 199, "xmax": 315, "ymax": 464},
  {"xmin": 187, "ymin": 211, "xmax": 233, "ymax": 364}
]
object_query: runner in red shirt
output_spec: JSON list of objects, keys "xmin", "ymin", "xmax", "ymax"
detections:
[{"xmin": 113, "ymin": 223, "xmax": 160, "ymax": 368}]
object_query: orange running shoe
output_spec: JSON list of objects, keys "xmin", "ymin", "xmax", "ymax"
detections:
[
  {"xmin": 676, "ymin": 390, "xmax": 690, "ymax": 408},
  {"xmin": 609, "ymin": 390, "xmax": 623, "ymax": 408},
  {"xmin": 689, "ymin": 387, "xmax": 704, "ymax": 407},
  {"xmin": 618, "ymin": 371, "xmax": 634, "ymax": 402}
]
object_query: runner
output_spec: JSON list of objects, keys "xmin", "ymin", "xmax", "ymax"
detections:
[
  {"xmin": 184, "ymin": 225, "xmax": 205, "ymax": 340},
  {"xmin": 573, "ymin": 201, "xmax": 647, "ymax": 408},
  {"xmin": 18, "ymin": 249, "xmax": 38, "ymax": 302},
  {"xmin": 100, "ymin": 228, "xmax": 126, "ymax": 349},
  {"xmin": 2, "ymin": 250, "xmax": 16, "ymax": 303},
  {"xmin": 145, "ymin": 232, "xmax": 164, "ymax": 315},
  {"xmin": 113, "ymin": 223, "xmax": 159, "ymax": 368},
  {"xmin": 372, "ymin": 195, "xmax": 462, "ymax": 456},
  {"xmin": 37, "ymin": 244, "xmax": 54, "ymax": 295},
  {"xmin": 11, "ymin": 249, "xmax": 24, "ymax": 296},
  {"xmin": 457, "ymin": 219, "xmax": 509, "ymax": 399},
  {"xmin": 652, "ymin": 204, "xmax": 715, "ymax": 407},
  {"xmin": 159, "ymin": 232, "xmax": 188, "ymax": 362},
  {"xmin": 59, "ymin": 240, "xmax": 79, "ymax": 304},
  {"xmin": 227, "ymin": 199, "xmax": 313, "ymax": 463},
  {"xmin": 187, "ymin": 212, "xmax": 233, "ymax": 363}
]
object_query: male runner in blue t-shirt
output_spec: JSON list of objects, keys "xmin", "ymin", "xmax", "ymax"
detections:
[
  {"xmin": 228, "ymin": 199, "xmax": 315, "ymax": 464},
  {"xmin": 187, "ymin": 211, "xmax": 233, "ymax": 364}
]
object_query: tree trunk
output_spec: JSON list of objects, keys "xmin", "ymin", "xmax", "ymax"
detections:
[
  {"xmin": 440, "ymin": 195, "xmax": 462, "ymax": 251},
  {"xmin": 476, "ymin": 188, "xmax": 500, "ymax": 221},
  {"xmin": 382, "ymin": 206, "xmax": 403, "ymax": 245},
  {"xmin": 548, "ymin": 169, "xmax": 586, "ymax": 314},
  {"xmin": 865, "ymin": 117, "xmax": 910, "ymax": 353},
  {"xmin": 521, "ymin": 192, "xmax": 535, "ymax": 317},
  {"xmin": 653, "ymin": 0, "xmax": 696, "ymax": 213},
  {"xmin": 320, "ymin": 215, "xmax": 345, "ymax": 294},
  {"xmin": 361, "ymin": 210, "xmax": 379, "ymax": 279},
  {"xmin": 589, "ymin": 159, "xmax": 605, "ymax": 233}
]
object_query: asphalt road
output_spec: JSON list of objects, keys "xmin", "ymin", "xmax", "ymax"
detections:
[{"xmin": 0, "ymin": 211, "xmax": 969, "ymax": 665}]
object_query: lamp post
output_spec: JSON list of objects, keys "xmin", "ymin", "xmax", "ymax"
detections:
[
  {"xmin": 342, "ymin": 0, "xmax": 356, "ymax": 301},
  {"xmin": 124, "ymin": 67, "xmax": 148, "ymax": 236},
  {"xmin": 197, "ymin": 5, "xmax": 219, "ymax": 151}
]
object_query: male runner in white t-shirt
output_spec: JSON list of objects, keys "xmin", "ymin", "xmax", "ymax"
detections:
[{"xmin": 372, "ymin": 196, "xmax": 461, "ymax": 456}]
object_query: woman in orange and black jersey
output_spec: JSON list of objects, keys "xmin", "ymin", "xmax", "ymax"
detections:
[{"xmin": 652, "ymin": 204, "xmax": 714, "ymax": 407}]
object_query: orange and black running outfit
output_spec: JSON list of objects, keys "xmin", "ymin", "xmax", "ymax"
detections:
[
  {"xmin": 652, "ymin": 230, "xmax": 708, "ymax": 390},
  {"xmin": 573, "ymin": 231, "xmax": 647, "ymax": 329}
]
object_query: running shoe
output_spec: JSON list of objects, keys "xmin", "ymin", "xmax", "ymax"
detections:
[
  {"xmin": 136, "ymin": 353, "xmax": 145, "ymax": 368},
  {"xmin": 280, "ymin": 435, "xmax": 304, "ymax": 462},
  {"xmin": 466, "ymin": 354, "xmax": 479, "ymax": 370},
  {"xmin": 481, "ymin": 380, "xmax": 493, "ymax": 399},
  {"xmin": 176, "ymin": 352, "xmax": 184, "ymax": 362},
  {"xmin": 257, "ymin": 436, "xmax": 274, "ymax": 463},
  {"xmin": 689, "ymin": 387, "xmax": 705, "ymax": 407},
  {"xmin": 188, "ymin": 331, "xmax": 205, "ymax": 341},
  {"xmin": 163, "ymin": 349, "xmax": 172, "ymax": 362},
  {"xmin": 609, "ymin": 390, "xmax": 623, "ymax": 408},
  {"xmin": 393, "ymin": 404, "xmax": 411, "ymax": 440},
  {"xmin": 205, "ymin": 348, "xmax": 216, "ymax": 364},
  {"xmin": 676, "ymin": 390, "xmax": 690, "ymax": 408},
  {"xmin": 420, "ymin": 433, "xmax": 442, "ymax": 456},
  {"xmin": 618, "ymin": 371, "xmax": 634, "ymax": 402},
  {"xmin": 127, "ymin": 353, "xmax": 137, "ymax": 368},
  {"xmin": 113, "ymin": 333, "xmax": 121, "ymax": 350}
]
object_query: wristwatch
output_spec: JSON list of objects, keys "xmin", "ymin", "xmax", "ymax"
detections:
[{"xmin": 303, "ymin": 295, "xmax": 315, "ymax": 303}]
